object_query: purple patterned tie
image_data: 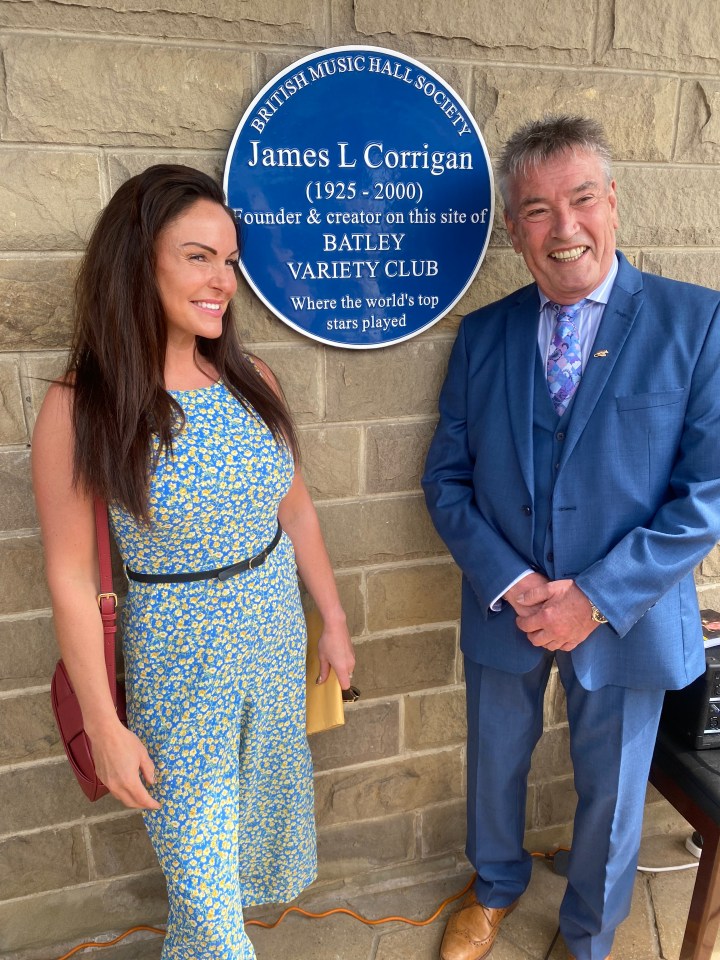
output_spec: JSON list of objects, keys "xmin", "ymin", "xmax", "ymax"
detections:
[{"xmin": 547, "ymin": 302, "xmax": 583, "ymax": 415}]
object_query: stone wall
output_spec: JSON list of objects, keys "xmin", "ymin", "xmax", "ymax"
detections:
[{"xmin": 1, "ymin": 1, "xmax": 719, "ymax": 956}]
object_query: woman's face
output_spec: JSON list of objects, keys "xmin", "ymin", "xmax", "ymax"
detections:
[{"xmin": 154, "ymin": 198, "xmax": 239, "ymax": 348}]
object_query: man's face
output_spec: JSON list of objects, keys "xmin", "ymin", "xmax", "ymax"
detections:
[{"xmin": 504, "ymin": 149, "xmax": 618, "ymax": 305}]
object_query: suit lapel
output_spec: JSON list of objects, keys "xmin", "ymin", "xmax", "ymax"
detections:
[
  {"xmin": 560, "ymin": 254, "xmax": 645, "ymax": 467},
  {"xmin": 504, "ymin": 285, "xmax": 541, "ymax": 496}
]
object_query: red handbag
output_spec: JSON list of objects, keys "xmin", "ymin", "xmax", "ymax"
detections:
[{"xmin": 50, "ymin": 499, "xmax": 127, "ymax": 801}]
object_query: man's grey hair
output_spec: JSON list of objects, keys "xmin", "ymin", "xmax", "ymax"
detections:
[{"xmin": 497, "ymin": 115, "xmax": 613, "ymax": 213}]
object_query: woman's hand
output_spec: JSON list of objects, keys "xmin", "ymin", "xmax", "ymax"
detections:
[
  {"xmin": 89, "ymin": 719, "xmax": 161, "ymax": 810},
  {"xmin": 316, "ymin": 615, "xmax": 355, "ymax": 690}
]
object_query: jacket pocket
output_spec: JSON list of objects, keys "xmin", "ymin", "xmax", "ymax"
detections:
[{"xmin": 616, "ymin": 387, "xmax": 687, "ymax": 412}]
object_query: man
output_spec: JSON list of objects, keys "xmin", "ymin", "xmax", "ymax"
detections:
[{"xmin": 422, "ymin": 116, "xmax": 720, "ymax": 960}]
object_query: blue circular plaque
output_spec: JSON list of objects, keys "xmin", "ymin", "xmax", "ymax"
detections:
[{"xmin": 225, "ymin": 45, "xmax": 493, "ymax": 349}]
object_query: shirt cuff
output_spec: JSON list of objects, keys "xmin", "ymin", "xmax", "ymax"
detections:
[{"xmin": 490, "ymin": 569, "xmax": 534, "ymax": 612}]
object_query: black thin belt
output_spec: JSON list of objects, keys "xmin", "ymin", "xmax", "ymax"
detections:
[{"xmin": 126, "ymin": 522, "xmax": 282, "ymax": 584}]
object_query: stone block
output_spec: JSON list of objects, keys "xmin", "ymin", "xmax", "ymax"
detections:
[
  {"xmin": 543, "ymin": 666, "xmax": 567, "ymax": 727},
  {"xmin": 702, "ymin": 545, "xmax": 720, "ymax": 579},
  {"xmin": 236, "ymin": 278, "xmax": 308, "ymax": 346},
  {"xmin": 475, "ymin": 67, "xmax": 677, "ymax": 162},
  {"xmin": 0, "ymin": 614, "xmax": 57, "ymax": 692},
  {"xmin": 314, "ymin": 747, "xmax": 463, "ymax": 827},
  {"xmin": 617, "ymin": 166, "xmax": 720, "ymax": 248},
  {"xmin": 0, "ymin": 536, "xmax": 49, "ymax": 615},
  {"xmin": 535, "ymin": 776, "xmax": 578, "ymax": 829},
  {"xmin": 309, "ymin": 700, "xmax": 400, "ymax": 772},
  {"xmin": 404, "ymin": 687, "xmax": 467, "ymax": 751},
  {"xmin": 341, "ymin": 0, "xmax": 595, "ymax": 65},
  {"xmin": 0, "ymin": 690, "xmax": 61, "ymax": 764},
  {"xmin": 251, "ymin": 343, "xmax": 322, "ymax": 424},
  {"xmin": 2, "ymin": 36, "xmax": 252, "ymax": 149},
  {"xmin": 0, "ymin": 0, "xmax": 326, "ymax": 46},
  {"xmin": 89, "ymin": 814, "xmax": 159, "ymax": 878},
  {"xmin": 528, "ymin": 725, "xmax": 572, "ymax": 783},
  {"xmin": 316, "ymin": 495, "xmax": 446, "ymax": 568},
  {"xmin": 0, "ymin": 258, "xmax": 77, "ymax": 351},
  {"xmin": 316, "ymin": 811, "xmax": 416, "ymax": 881},
  {"xmin": 642, "ymin": 250, "xmax": 720, "ymax": 292},
  {"xmin": 334, "ymin": 572, "xmax": 365, "ymax": 638},
  {"xmin": 0, "ymin": 825, "xmax": 88, "ymax": 900},
  {"xmin": 675, "ymin": 80, "xmax": 720, "ymax": 164},
  {"xmin": 419, "ymin": 798, "xmax": 466, "ymax": 858},
  {"xmin": 0, "ymin": 448, "xmax": 36, "ymax": 531},
  {"xmin": 696, "ymin": 583, "xmax": 720, "ymax": 613},
  {"xmin": 298, "ymin": 425, "xmax": 361, "ymax": 499},
  {"xmin": 365, "ymin": 420, "xmax": 437, "ymax": 495},
  {"xmin": 0, "ymin": 871, "xmax": 167, "ymax": 954},
  {"xmin": 367, "ymin": 561, "xmax": 461, "ymax": 631},
  {"xmin": 599, "ymin": 0, "xmax": 720, "ymax": 73},
  {"xmin": 0, "ymin": 357, "xmax": 27, "ymax": 444},
  {"xmin": 22, "ymin": 353, "xmax": 69, "ymax": 428},
  {"xmin": 352, "ymin": 627, "xmax": 457, "ymax": 699},
  {"xmin": 0, "ymin": 760, "xmax": 122, "ymax": 834},
  {"xmin": 107, "ymin": 152, "xmax": 226, "ymax": 195},
  {"xmin": 0, "ymin": 150, "xmax": 102, "ymax": 250},
  {"xmin": 325, "ymin": 339, "xmax": 452, "ymax": 421}
]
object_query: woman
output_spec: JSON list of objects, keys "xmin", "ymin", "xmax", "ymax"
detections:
[{"xmin": 32, "ymin": 165, "xmax": 354, "ymax": 958}]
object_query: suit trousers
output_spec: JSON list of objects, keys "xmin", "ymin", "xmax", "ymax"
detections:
[{"xmin": 464, "ymin": 652, "xmax": 664, "ymax": 960}]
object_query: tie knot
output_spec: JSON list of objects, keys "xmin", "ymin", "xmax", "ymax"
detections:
[{"xmin": 552, "ymin": 300, "xmax": 584, "ymax": 321}]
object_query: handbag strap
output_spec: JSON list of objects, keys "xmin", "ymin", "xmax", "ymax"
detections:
[{"xmin": 94, "ymin": 498, "xmax": 119, "ymax": 708}]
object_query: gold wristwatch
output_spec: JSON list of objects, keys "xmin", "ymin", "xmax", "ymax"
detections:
[{"xmin": 590, "ymin": 603, "xmax": 608, "ymax": 625}]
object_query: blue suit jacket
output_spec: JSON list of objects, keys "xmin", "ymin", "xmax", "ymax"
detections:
[{"xmin": 423, "ymin": 253, "xmax": 720, "ymax": 690}]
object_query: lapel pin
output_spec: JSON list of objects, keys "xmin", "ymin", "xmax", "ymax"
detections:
[{"xmin": 593, "ymin": 349, "xmax": 609, "ymax": 358}]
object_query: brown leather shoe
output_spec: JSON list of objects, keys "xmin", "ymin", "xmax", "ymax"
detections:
[{"xmin": 440, "ymin": 890, "xmax": 518, "ymax": 960}]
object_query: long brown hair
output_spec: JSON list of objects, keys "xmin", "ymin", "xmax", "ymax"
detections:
[{"xmin": 68, "ymin": 164, "xmax": 297, "ymax": 522}]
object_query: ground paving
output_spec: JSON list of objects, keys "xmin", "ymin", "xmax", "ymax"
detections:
[{"xmin": 58, "ymin": 827, "xmax": 713, "ymax": 960}]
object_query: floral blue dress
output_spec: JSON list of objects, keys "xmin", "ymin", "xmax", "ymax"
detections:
[{"xmin": 110, "ymin": 380, "xmax": 316, "ymax": 959}]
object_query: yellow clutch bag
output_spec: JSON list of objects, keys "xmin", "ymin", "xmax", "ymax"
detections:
[{"xmin": 305, "ymin": 606, "xmax": 345, "ymax": 735}]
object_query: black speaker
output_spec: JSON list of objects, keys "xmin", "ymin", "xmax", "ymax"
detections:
[{"xmin": 661, "ymin": 610, "xmax": 720, "ymax": 750}]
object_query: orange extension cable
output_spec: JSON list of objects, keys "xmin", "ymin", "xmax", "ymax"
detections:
[{"xmin": 53, "ymin": 851, "xmax": 568, "ymax": 960}]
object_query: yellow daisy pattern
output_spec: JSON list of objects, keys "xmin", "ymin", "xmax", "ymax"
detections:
[{"xmin": 110, "ymin": 381, "xmax": 316, "ymax": 959}]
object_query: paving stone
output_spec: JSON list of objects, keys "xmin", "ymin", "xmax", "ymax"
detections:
[
  {"xmin": 0, "ymin": 613, "xmax": 57, "ymax": 692},
  {"xmin": 298, "ymin": 425, "xmax": 361, "ymax": 499},
  {"xmin": 310, "ymin": 699, "xmax": 400, "ymax": 772},
  {"xmin": 0, "ymin": 689, "xmax": 61, "ymax": 764},
  {"xmin": 648, "ymin": 858, "xmax": 697, "ymax": 960},
  {"xmin": 316, "ymin": 811, "xmax": 416, "ymax": 882},
  {"xmin": 248, "ymin": 907, "xmax": 375, "ymax": 960},
  {"xmin": 365, "ymin": 420, "xmax": 438, "ymax": 495},
  {"xmin": 0, "ymin": 0, "xmax": 326, "ymax": 46},
  {"xmin": 0, "ymin": 448, "xmax": 36, "ymax": 531},
  {"xmin": 404, "ymin": 688, "xmax": 466, "ymax": 751},
  {"xmin": 314, "ymin": 748, "xmax": 464, "ymax": 827},
  {"xmin": 0, "ymin": 257, "xmax": 77, "ymax": 351},
  {"xmin": 0, "ymin": 871, "xmax": 167, "ymax": 955},
  {"xmin": 0, "ymin": 357, "xmax": 27, "ymax": 444},
  {"xmin": 2, "ymin": 36, "xmax": 252, "ymax": 149},
  {"xmin": 325, "ymin": 339, "xmax": 452, "ymax": 421},
  {"xmin": 316, "ymin": 496, "xmax": 446, "ymax": 568},
  {"xmin": 497, "ymin": 859, "xmax": 565, "ymax": 957},
  {"xmin": 476, "ymin": 67, "xmax": 677, "ymax": 162},
  {"xmin": 89, "ymin": 814, "xmax": 159, "ymax": 878},
  {"xmin": 0, "ymin": 150, "xmax": 102, "ymax": 250},
  {"xmin": 62, "ymin": 932, "xmax": 165, "ymax": 960},
  {"xmin": 0, "ymin": 825, "xmax": 88, "ymax": 899},
  {"xmin": 351, "ymin": 627, "xmax": 457, "ymax": 700},
  {"xmin": 367, "ymin": 561, "xmax": 461, "ymax": 631},
  {"xmin": 642, "ymin": 250, "xmax": 720, "ymax": 292}
]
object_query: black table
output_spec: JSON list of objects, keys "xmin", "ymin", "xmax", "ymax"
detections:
[{"xmin": 650, "ymin": 726, "xmax": 720, "ymax": 959}]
